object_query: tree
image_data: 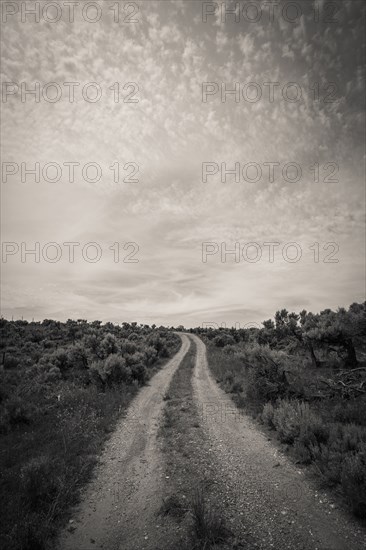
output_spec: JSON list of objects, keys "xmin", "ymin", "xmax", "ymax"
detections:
[{"xmin": 304, "ymin": 307, "xmax": 364, "ymax": 368}]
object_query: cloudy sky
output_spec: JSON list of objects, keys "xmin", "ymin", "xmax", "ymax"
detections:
[{"xmin": 1, "ymin": 0, "xmax": 365, "ymax": 327}]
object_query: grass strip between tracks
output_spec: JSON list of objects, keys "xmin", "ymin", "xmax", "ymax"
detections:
[{"xmin": 158, "ymin": 337, "xmax": 231, "ymax": 550}]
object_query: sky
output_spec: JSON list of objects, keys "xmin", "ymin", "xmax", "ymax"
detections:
[{"xmin": 1, "ymin": 0, "xmax": 365, "ymax": 328}]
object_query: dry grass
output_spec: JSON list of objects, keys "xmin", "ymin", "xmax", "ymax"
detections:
[{"xmin": 191, "ymin": 486, "xmax": 229, "ymax": 549}]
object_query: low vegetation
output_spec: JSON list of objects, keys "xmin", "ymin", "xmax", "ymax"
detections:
[
  {"xmin": 158, "ymin": 340, "xmax": 230, "ymax": 549},
  {"xmin": 191, "ymin": 486, "xmax": 229, "ymax": 548},
  {"xmin": 189, "ymin": 302, "xmax": 366, "ymax": 519},
  {"xmin": 0, "ymin": 318, "xmax": 180, "ymax": 550}
]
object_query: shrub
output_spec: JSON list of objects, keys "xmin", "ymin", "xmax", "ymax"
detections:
[
  {"xmin": 125, "ymin": 351, "xmax": 145, "ymax": 367},
  {"xmin": 66, "ymin": 343, "xmax": 88, "ymax": 369},
  {"xmin": 159, "ymin": 344, "xmax": 169, "ymax": 358},
  {"xmin": 246, "ymin": 352, "xmax": 289, "ymax": 403},
  {"xmin": 120, "ymin": 339, "xmax": 137, "ymax": 355},
  {"xmin": 90, "ymin": 355, "xmax": 131, "ymax": 386},
  {"xmin": 20, "ymin": 455, "xmax": 62, "ymax": 508},
  {"xmin": 104, "ymin": 354, "xmax": 131, "ymax": 384},
  {"xmin": 332, "ymin": 399, "xmax": 366, "ymax": 426},
  {"xmin": 48, "ymin": 348, "xmax": 69, "ymax": 372},
  {"xmin": 292, "ymin": 416, "xmax": 329, "ymax": 464},
  {"xmin": 2, "ymin": 396, "xmax": 37, "ymax": 428},
  {"xmin": 130, "ymin": 363, "xmax": 147, "ymax": 384},
  {"xmin": 261, "ymin": 402, "xmax": 275, "ymax": 428},
  {"xmin": 3, "ymin": 356, "xmax": 19, "ymax": 369},
  {"xmin": 341, "ymin": 449, "xmax": 366, "ymax": 517},
  {"xmin": 83, "ymin": 333, "xmax": 101, "ymax": 355},
  {"xmin": 144, "ymin": 345, "xmax": 158, "ymax": 366},
  {"xmin": 89, "ymin": 360, "xmax": 105, "ymax": 387},
  {"xmin": 45, "ymin": 366, "xmax": 62, "ymax": 382},
  {"xmin": 297, "ymin": 411, "xmax": 329, "ymax": 447},
  {"xmin": 329, "ymin": 423, "xmax": 365, "ymax": 453},
  {"xmin": 273, "ymin": 400, "xmax": 300, "ymax": 443},
  {"xmin": 100, "ymin": 333, "xmax": 118, "ymax": 357},
  {"xmin": 230, "ymin": 378, "xmax": 243, "ymax": 394},
  {"xmin": 0, "ymin": 406, "xmax": 10, "ymax": 433},
  {"xmin": 223, "ymin": 344, "xmax": 237, "ymax": 355},
  {"xmin": 223, "ymin": 372, "xmax": 234, "ymax": 389},
  {"xmin": 213, "ymin": 333, "xmax": 235, "ymax": 348},
  {"xmin": 272, "ymin": 400, "xmax": 326, "ymax": 447},
  {"xmin": 299, "ymin": 423, "xmax": 366, "ymax": 483}
]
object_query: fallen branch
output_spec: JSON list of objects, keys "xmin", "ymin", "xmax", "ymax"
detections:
[{"xmin": 337, "ymin": 367, "xmax": 366, "ymax": 377}]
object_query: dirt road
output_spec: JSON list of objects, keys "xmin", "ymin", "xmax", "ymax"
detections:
[
  {"xmin": 57, "ymin": 334, "xmax": 366, "ymax": 550},
  {"xmin": 57, "ymin": 334, "xmax": 190, "ymax": 550},
  {"xmin": 190, "ymin": 333, "xmax": 366, "ymax": 550}
]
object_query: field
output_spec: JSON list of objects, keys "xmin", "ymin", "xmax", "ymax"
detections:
[{"xmin": 0, "ymin": 319, "xmax": 180, "ymax": 550}]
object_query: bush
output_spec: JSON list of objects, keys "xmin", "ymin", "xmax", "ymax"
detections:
[
  {"xmin": 0, "ymin": 406, "xmax": 10, "ymax": 433},
  {"xmin": 246, "ymin": 349, "xmax": 289, "ymax": 403},
  {"xmin": 272, "ymin": 400, "xmax": 301, "ymax": 443},
  {"xmin": 159, "ymin": 344, "xmax": 169, "ymax": 358},
  {"xmin": 261, "ymin": 402, "xmax": 275, "ymax": 428},
  {"xmin": 125, "ymin": 351, "xmax": 145, "ymax": 367},
  {"xmin": 332, "ymin": 399, "xmax": 366, "ymax": 426},
  {"xmin": 313, "ymin": 424, "xmax": 366, "ymax": 485},
  {"xmin": 213, "ymin": 333, "xmax": 235, "ymax": 348},
  {"xmin": 130, "ymin": 363, "xmax": 147, "ymax": 384},
  {"xmin": 272, "ymin": 400, "xmax": 326, "ymax": 447},
  {"xmin": 48, "ymin": 348, "xmax": 69, "ymax": 372},
  {"xmin": 3, "ymin": 356, "xmax": 19, "ymax": 369},
  {"xmin": 20, "ymin": 455, "xmax": 62, "ymax": 508},
  {"xmin": 120, "ymin": 339, "xmax": 137, "ymax": 355},
  {"xmin": 1, "ymin": 396, "xmax": 37, "ymax": 429},
  {"xmin": 66, "ymin": 343, "xmax": 88, "ymax": 369},
  {"xmin": 104, "ymin": 354, "xmax": 131, "ymax": 384},
  {"xmin": 100, "ymin": 333, "xmax": 118, "ymax": 357},
  {"xmin": 90, "ymin": 355, "xmax": 131, "ymax": 386},
  {"xmin": 223, "ymin": 344, "xmax": 237, "ymax": 355},
  {"xmin": 89, "ymin": 359, "xmax": 104, "ymax": 383},
  {"xmin": 45, "ymin": 366, "xmax": 62, "ymax": 382},
  {"xmin": 230, "ymin": 378, "xmax": 243, "ymax": 394},
  {"xmin": 341, "ymin": 448, "xmax": 366, "ymax": 517},
  {"xmin": 144, "ymin": 345, "xmax": 158, "ymax": 365}
]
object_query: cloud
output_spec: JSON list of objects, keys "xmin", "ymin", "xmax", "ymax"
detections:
[
  {"xmin": 282, "ymin": 44, "xmax": 295, "ymax": 61},
  {"xmin": 237, "ymin": 34, "xmax": 254, "ymax": 57},
  {"xmin": 1, "ymin": 0, "xmax": 365, "ymax": 326}
]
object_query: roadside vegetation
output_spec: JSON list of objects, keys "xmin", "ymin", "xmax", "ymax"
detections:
[
  {"xmin": 0, "ymin": 318, "xmax": 180, "ymax": 550},
  {"xmin": 188, "ymin": 302, "xmax": 366, "ymax": 519}
]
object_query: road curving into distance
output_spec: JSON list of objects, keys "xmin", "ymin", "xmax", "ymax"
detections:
[{"xmin": 57, "ymin": 333, "xmax": 366, "ymax": 550}]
